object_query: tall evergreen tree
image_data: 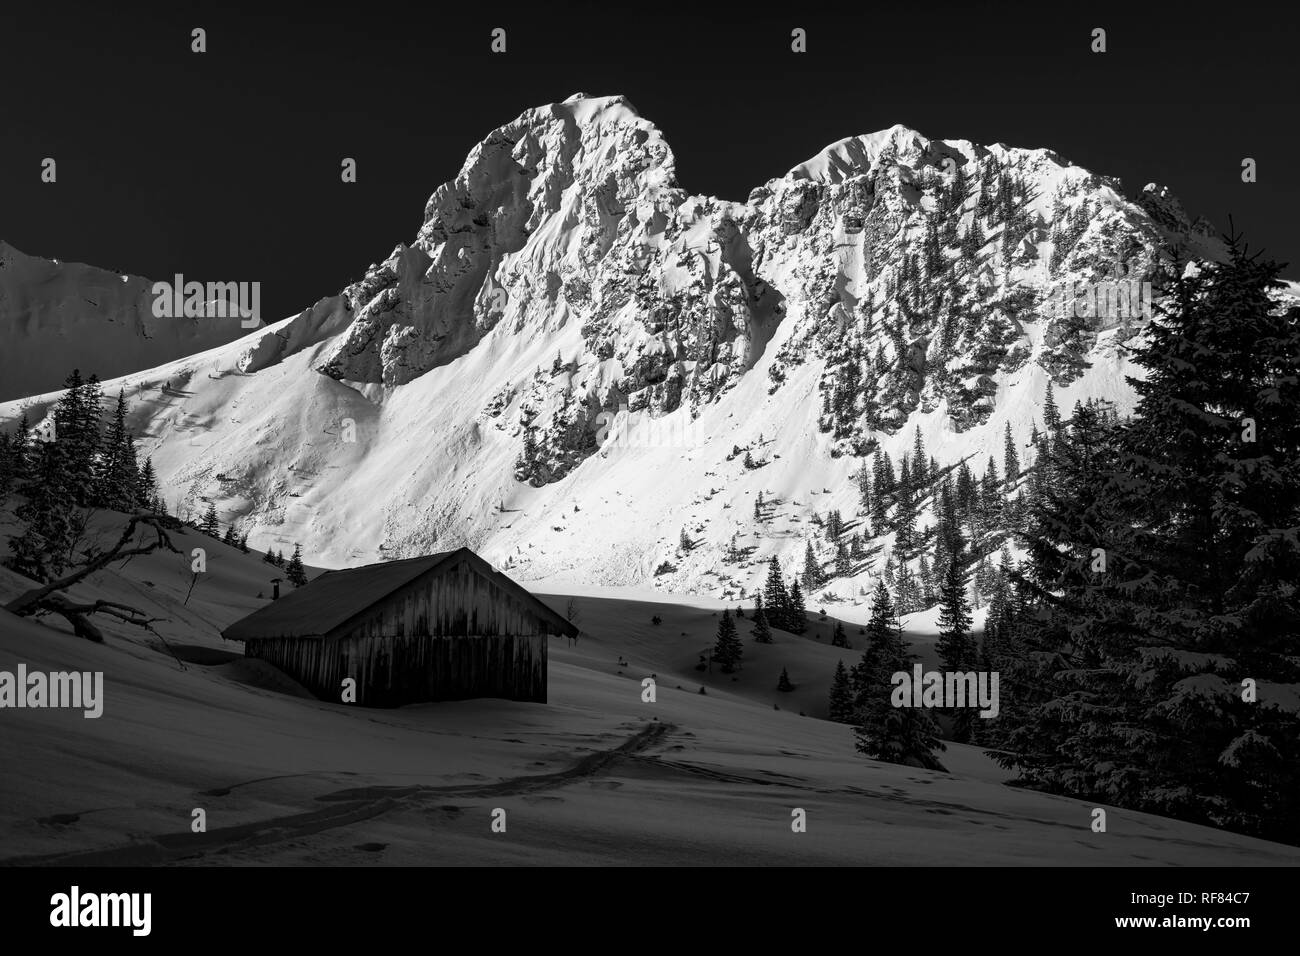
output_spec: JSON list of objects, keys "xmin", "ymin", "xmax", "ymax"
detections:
[
  {"xmin": 911, "ymin": 426, "xmax": 928, "ymax": 487},
  {"xmin": 7, "ymin": 439, "xmax": 76, "ymax": 581},
  {"xmin": 137, "ymin": 457, "xmax": 158, "ymax": 511},
  {"xmin": 828, "ymin": 660, "xmax": 853, "ymax": 722},
  {"xmin": 801, "ymin": 540, "xmax": 823, "ymax": 592},
  {"xmin": 122, "ymin": 431, "xmax": 142, "ymax": 507},
  {"xmin": 1003, "ymin": 421, "xmax": 1019, "ymax": 486},
  {"xmin": 10, "ymin": 415, "xmax": 32, "ymax": 488},
  {"xmin": 0, "ymin": 431, "xmax": 13, "ymax": 495},
  {"xmin": 936, "ymin": 537, "xmax": 978, "ymax": 743},
  {"xmin": 856, "ymin": 460, "xmax": 872, "ymax": 513},
  {"xmin": 712, "ymin": 608, "xmax": 743, "ymax": 673},
  {"xmin": 51, "ymin": 369, "xmax": 103, "ymax": 507},
  {"xmin": 763, "ymin": 556, "xmax": 791, "ymax": 631},
  {"xmin": 834, "ymin": 539, "xmax": 852, "ymax": 577},
  {"xmin": 200, "ymin": 501, "xmax": 219, "ymax": 537},
  {"xmin": 895, "ymin": 559, "xmax": 922, "ymax": 614},
  {"xmin": 997, "ymin": 236, "xmax": 1300, "ymax": 842},
  {"xmin": 936, "ymin": 542, "xmax": 976, "ymax": 670},
  {"xmin": 787, "ymin": 579, "xmax": 807, "ymax": 634},
  {"xmin": 919, "ymin": 554, "xmax": 937, "ymax": 607},
  {"xmin": 1042, "ymin": 379, "xmax": 1061, "ymax": 432},
  {"xmin": 893, "ymin": 480, "xmax": 917, "ymax": 555},
  {"xmin": 96, "ymin": 390, "xmax": 137, "ymax": 510},
  {"xmin": 852, "ymin": 580, "xmax": 945, "ymax": 769},
  {"xmin": 751, "ymin": 592, "xmax": 773, "ymax": 643},
  {"xmin": 286, "ymin": 543, "xmax": 308, "ymax": 587}
]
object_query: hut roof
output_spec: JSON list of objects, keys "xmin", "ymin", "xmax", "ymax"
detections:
[{"xmin": 222, "ymin": 548, "xmax": 577, "ymax": 641}]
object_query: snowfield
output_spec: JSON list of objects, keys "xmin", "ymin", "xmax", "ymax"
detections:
[{"xmin": 0, "ymin": 513, "xmax": 1296, "ymax": 866}]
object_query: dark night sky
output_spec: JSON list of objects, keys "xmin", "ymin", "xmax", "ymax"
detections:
[{"xmin": 3, "ymin": 2, "xmax": 1296, "ymax": 322}]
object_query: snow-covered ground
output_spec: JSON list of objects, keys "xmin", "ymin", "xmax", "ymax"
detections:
[{"xmin": 1, "ymin": 512, "xmax": 1295, "ymax": 866}]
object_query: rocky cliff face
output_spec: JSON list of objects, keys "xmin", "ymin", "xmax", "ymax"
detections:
[{"xmin": 315, "ymin": 96, "xmax": 1213, "ymax": 485}]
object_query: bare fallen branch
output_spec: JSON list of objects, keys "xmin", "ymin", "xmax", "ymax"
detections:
[{"xmin": 5, "ymin": 513, "xmax": 183, "ymax": 643}]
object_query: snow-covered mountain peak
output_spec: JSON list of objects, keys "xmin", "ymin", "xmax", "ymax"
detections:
[
  {"xmin": 788, "ymin": 124, "xmax": 934, "ymax": 183},
  {"xmin": 0, "ymin": 95, "xmax": 1243, "ymax": 593}
]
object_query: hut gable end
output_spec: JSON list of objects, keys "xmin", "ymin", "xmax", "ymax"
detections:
[
  {"xmin": 330, "ymin": 555, "xmax": 572, "ymax": 643},
  {"xmin": 222, "ymin": 548, "xmax": 570, "ymax": 707},
  {"xmin": 222, "ymin": 548, "xmax": 577, "ymax": 644}
]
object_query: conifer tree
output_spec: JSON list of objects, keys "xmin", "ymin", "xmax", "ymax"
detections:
[
  {"xmin": 881, "ymin": 552, "xmax": 897, "ymax": 595},
  {"xmin": 137, "ymin": 457, "xmax": 158, "ymax": 511},
  {"xmin": 51, "ymin": 369, "xmax": 103, "ymax": 507},
  {"xmin": 200, "ymin": 501, "xmax": 219, "ymax": 537},
  {"xmin": 936, "ymin": 543, "xmax": 975, "ymax": 669},
  {"xmin": 9, "ymin": 415, "xmax": 32, "ymax": 488},
  {"xmin": 919, "ymin": 554, "xmax": 937, "ymax": 607},
  {"xmin": 0, "ymin": 431, "xmax": 13, "ymax": 496},
  {"xmin": 831, "ymin": 620, "xmax": 848, "ymax": 648},
  {"xmin": 911, "ymin": 425, "xmax": 928, "ymax": 488},
  {"xmin": 7, "ymin": 439, "xmax": 76, "ymax": 581},
  {"xmin": 828, "ymin": 660, "xmax": 853, "ymax": 722},
  {"xmin": 514, "ymin": 426, "xmax": 541, "ymax": 485},
  {"xmin": 877, "ymin": 451, "xmax": 896, "ymax": 500},
  {"xmin": 895, "ymin": 559, "xmax": 922, "ymax": 614},
  {"xmin": 1003, "ymin": 421, "xmax": 1019, "ymax": 485},
  {"xmin": 750, "ymin": 592, "xmax": 773, "ymax": 643},
  {"xmin": 853, "ymin": 580, "xmax": 945, "ymax": 769},
  {"xmin": 955, "ymin": 462, "xmax": 976, "ymax": 522},
  {"xmin": 787, "ymin": 579, "xmax": 807, "ymax": 634},
  {"xmin": 283, "ymin": 544, "xmax": 306, "ymax": 585},
  {"xmin": 712, "ymin": 607, "xmax": 743, "ymax": 673},
  {"xmin": 801, "ymin": 540, "xmax": 823, "ymax": 592},
  {"xmin": 856, "ymin": 461, "xmax": 872, "ymax": 513},
  {"xmin": 763, "ymin": 556, "xmax": 790, "ymax": 631},
  {"xmin": 973, "ymin": 554, "xmax": 996, "ymax": 608},
  {"xmin": 980, "ymin": 457, "xmax": 1001, "ymax": 531},
  {"xmin": 96, "ymin": 390, "xmax": 135, "ymax": 509},
  {"xmin": 997, "ymin": 236, "xmax": 1300, "ymax": 841},
  {"xmin": 777, "ymin": 667, "xmax": 794, "ymax": 692},
  {"xmin": 936, "ymin": 539, "xmax": 977, "ymax": 743},
  {"xmin": 1042, "ymin": 379, "xmax": 1061, "ymax": 432},
  {"xmin": 834, "ymin": 539, "xmax": 852, "ymax": 577}
]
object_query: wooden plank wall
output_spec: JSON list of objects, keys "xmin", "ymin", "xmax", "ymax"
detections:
[
  {"xmin": 337, "ymin": 559, "xmax": 562, "ymax": 642},
  {"xmin": 244, "ymin": 632, "xmax": 546, "ymax": 706},
  {"xmin": 242, "ymin": 558, "xmax": 555, "ymax": 706}
]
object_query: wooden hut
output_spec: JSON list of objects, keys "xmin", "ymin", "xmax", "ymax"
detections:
[{"xmin": 221, "ymin": 548, "xmax": 574, "ymax": 706}]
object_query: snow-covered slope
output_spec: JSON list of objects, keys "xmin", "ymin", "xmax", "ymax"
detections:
[
  {"xmin": 0, "ymin": 94, "xmax": 1264, "ymax": 602},
  {"xmin": 0, "ymin": 241, "xmax": 263, "ymax": 400},
  {"xmin": 3, "ymin": 516, "xmax": 1296, "ymax": 865}
]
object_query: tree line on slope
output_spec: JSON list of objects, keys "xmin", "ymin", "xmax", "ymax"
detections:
[
  {"xmin": 829, "ymin": 235, "xmax": 1300, "ymax": 845},
  {"xmin": 0, "ymin": 371, "xmax": 312, "ymax": 615}
]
